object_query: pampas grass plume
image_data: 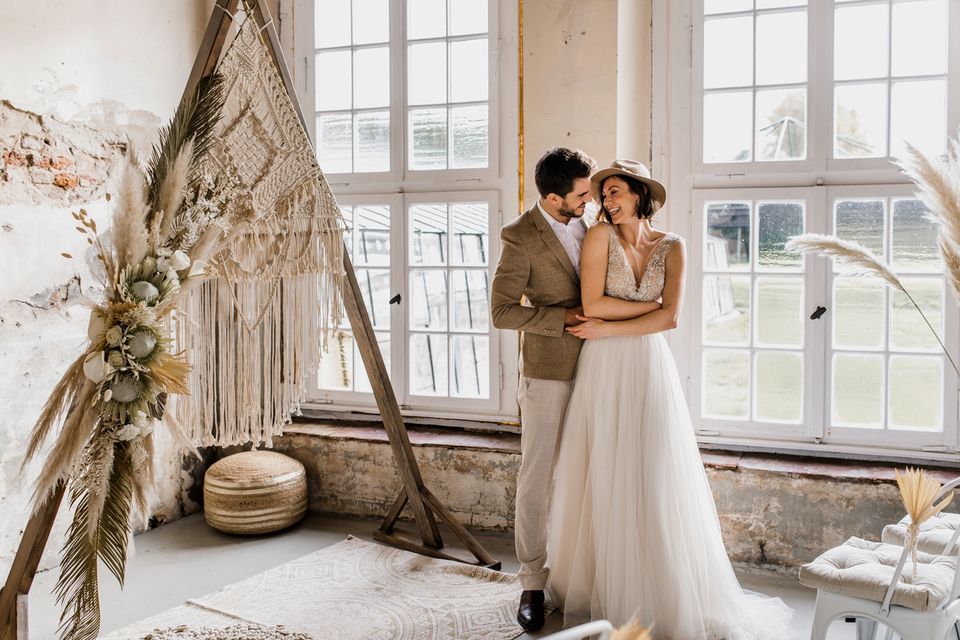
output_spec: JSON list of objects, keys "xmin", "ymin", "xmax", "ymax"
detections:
[
  {"xmin": 112, "ymin": 154, "xmax": 150, "ymax": 270},
  {"xmin": 157, "ymin": 138, "xmax": 194, "ymax": 245},
  {"xmin": 784, "ymin": 234, "xmax": 904, "ymax": 292}
]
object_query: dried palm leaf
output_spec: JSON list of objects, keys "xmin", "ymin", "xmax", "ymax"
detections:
[
  {"xmin": 146, "ymin": 74, "xmax": 225, "ymax": 223},
  {"xmin": 786, "ymin": 233, "xmax": 959, "ymax": 378},
  {"xmin": 112, "ymin": 155, "xmax": 150, "ymax": 270},
  {"xmin": 896, "ymin": 467, "xmax": 953, "ymax": 581},
  {"xmin": 55, "ymin": 440, "xmax": 135, "ymax": 640}
]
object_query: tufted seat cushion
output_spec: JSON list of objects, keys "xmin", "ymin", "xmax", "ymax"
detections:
[
  {"xmin": 882, "ymin": 513, "xmax": 960, "ymax": 556},
  {"xmin": 799, "ymin": 537, "xmax": 957, "ymax": 612},
  {"xmin": 203, "ymin": 451, "xmax": 308, "ymax": 535}
]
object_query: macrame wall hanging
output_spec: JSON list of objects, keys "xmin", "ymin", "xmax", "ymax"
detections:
[{"xmin": 176, "ymin": 17, "xmax": 345, "ymax": 447}]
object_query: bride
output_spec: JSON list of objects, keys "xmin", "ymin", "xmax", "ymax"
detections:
[{"xmin": 545, "ymin": 160, "xmax": 796, "ymax": 639}]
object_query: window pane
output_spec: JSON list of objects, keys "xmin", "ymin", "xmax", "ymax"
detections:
[
  {"xmin": 357, "ymin": 268, "xmax": 391, "ymax": 330},
  {"xmin": 319, "ymin": 330, "xmax": 354, "ymax": 389},
  {"xmin": 890, "ymin": 278, "xmax": 943, "ymax": 351},
  {"xmin": 890, "ymin": 79, "xmax": 946, "ymax": 159},
  {"xmin": 758, "ymin": 201, "xmax": 803, "ymax": 270},
  {"xmin": 755, "ymin": 351, "xmax": 803, "ymax": 423},
  {"xmin": 755, "ymin": 11, "xmax": 807, "ymax": 86},
  {"xmin": 354, "ymin": 111, "xmax": 390, "ymax": 172},
  {"xmin": 354, "ymin": 205, "xmax": 390, "ymax": 267},
  {"xmin": 450, "ymin": 39, "xmax": 489, "ymax": 103},
  {"xmin": 340, "ymin": 205, "xmax": 354, "ymax": 261},
  {"xmin": 316, "ymin": 51, "xmax": 352, "ymax": 111},
  {"xmin": 410, "ymin": 204, "xmax": 448, "ymax": 264},
  {"xmin": 451, "ymin": 105, "xmax": 488, "ymax": 169},
  {"xmin": 703, "ymin": 91, "xmax": 753, "ymax": 162},
  {"xmin": 756, "ymin": 88, "xmax": 806, "ymax": 161},
  {"xmin": 832, "ymin": 353, "xmax": 883, "ymax": 427},
  {"xmin": 451, "ymin": 269, "xmax": 489, "ymax": 331},
  {"xmin": 756, "ymin": 277, "xmax": 803, "ymax": 347},
  {"xmin": 353, "ymin": 47, "xmax": 390, "ymax": 109},
  {"xmin": 452, "ymin": 204, "xmax": 488, "ymax": 265},
  {"xmin": 352, "ymin": 0, "xmax": 389, "ymax": 45},
  {"xmin": 410, "ymin": 333, "xmax": 448, "ymax": 395},
  {"xmin": 705, "ymin": 202, "xmax": 751, "ymax": 269},
  {"xmin": 410, "ymin": 108, "xmax": 448, "ymax": 170},
  {"xmin": 407, "ymin": 0, "xmax": 446, "ymax": 40},
  {"xmin": 450, "ymin": 0, "xmax": 488, "ymax": 35},
  {"xmin": 834, "ymin": 4, "xmax": 888, "ymax": 81},
  {"xmin": 353, "ymin": 332, "xmax": 391, "ymax": 393},
  {"xmin": 703, "ymin": 275, "xmax": 751, "ymax": 345},
  {"xmin": 452, "ymin": 335, "xmax": 489, "ymax": 398},
  {"xmin": 704, "ymin": 0, "xmax": 752, "ymax": 14},
  {"xmin": 834, "ymin": 83, "xmax": 887, "ymax": 158},
  {"xmin": 315, "ymin": 0, "xmax": 351, "ymax": 48},
  {"xmin": 833, "ymin": 277, "xmax": 885, "ymax": 349},
  {"xmin": 891, "ymin": 199, "xmax": 939, "ymax": 271},
  {"xmin": 756, "ymin": 0, "xmax": 807, "ymax": 7},
  {"xmin": 410, "ymin": 270, "xmax": 448, "ymax": 329},
  {"xmin": 889, "ymin": 355, "xmax": 942, "ymax": 430},
  {"xmin": 317, "ymin": 114, "xmax": 352, "ymax": 173},
  {"xmin": 408, "ymin": 42, "xmax": 447, "ymax": 105},
  {"xmin": 703, "ymin": 16, "xmax": 753, "ymax": 89},
  {"xmin": 703, "ymin": 349, "xmax": 750, "ymax": 419},
  {"xmin": 891, "ymin": 0, "xmax": 946, "ymax": 77},
  {"xmin": 834, "ymin": 199, "xmax": 884, "ymax": 257}
]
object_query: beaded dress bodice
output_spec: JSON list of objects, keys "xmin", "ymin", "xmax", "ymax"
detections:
[{"xmin": 603, "ymin": 224, "xmax": 680, "ymax": 302}]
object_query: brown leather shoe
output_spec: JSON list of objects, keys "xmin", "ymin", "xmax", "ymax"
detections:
[{"xmin": 517, "ymin": 589, "xmax": 545, "ymax": 631}]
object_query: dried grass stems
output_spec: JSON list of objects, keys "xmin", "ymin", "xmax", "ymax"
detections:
[
  {"xmin": 895, "ymin": 467, "xmax": 953, "ymax": 580},
  {"xmin": 785, "ymin": 234, "xmax": 960, "ymax": 379}
]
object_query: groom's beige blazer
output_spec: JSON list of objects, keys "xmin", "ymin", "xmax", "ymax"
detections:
[{"xmin": 491, "ymin": 206, "xmax": 587, "ymax": 380}]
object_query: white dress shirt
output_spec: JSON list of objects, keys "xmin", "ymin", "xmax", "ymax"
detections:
[{"xmin": 537, "ymin": 199, "xmax": 586, "ymax": 277}]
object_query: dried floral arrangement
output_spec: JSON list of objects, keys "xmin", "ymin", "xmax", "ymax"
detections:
[
  {"xmin": 786, "ymin": 135, "xmax": 960, "ymax": 382},
  {"xmin": 20, "ymin": 75, "xmax": 253, "ymax": 640},
  {"xmin": 895, "ymin": 467, "xmax": 953, "ymax": 580}
]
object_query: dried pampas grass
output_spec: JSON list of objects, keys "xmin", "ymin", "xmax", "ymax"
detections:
[
  {"xmin": 157, "ymin": 139, "xmax": 194, "ymax": 245},
  {"xmin": 112, "ymin": 154, "xmax": 150, "ymax": 270},
  {"xmin": 896, "ymin": 467, "xmax": 952, "ymax": 580},
  {"xmin": 786, "ymin": 233, "xmax": 959, "ymax": 378},
  {"xmin": 898, "ymin": 137, "xmax": 960, "ymax": 308}
]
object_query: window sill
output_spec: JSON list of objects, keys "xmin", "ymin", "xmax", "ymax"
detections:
[{"xmin": 287, "ymin": 418, "xmax": 958, "ymax": 484}]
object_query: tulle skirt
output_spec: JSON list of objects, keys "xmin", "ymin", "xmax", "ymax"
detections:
[{"xmin": 545, "ymin": 334, "xmax": 796, "ymax": 639}]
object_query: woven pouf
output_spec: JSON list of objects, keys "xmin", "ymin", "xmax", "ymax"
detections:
[{"xmin": 203, "ymin": 451, "xmax": 307, "ymax": 535}]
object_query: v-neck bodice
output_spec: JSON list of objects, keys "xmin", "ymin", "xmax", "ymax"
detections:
[{"xmin": 603, "ymin": 224, "xmax": 679, "ymax": 302}]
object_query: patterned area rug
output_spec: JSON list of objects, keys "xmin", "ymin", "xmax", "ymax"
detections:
[{"xmin": 101, "ymin": 536, "xmax": 526, "ymax": 640}]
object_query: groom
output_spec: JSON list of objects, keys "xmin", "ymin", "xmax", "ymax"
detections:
[{"xmin": 490, "ymin": 147, "xmax": 595, "ymax": 631}]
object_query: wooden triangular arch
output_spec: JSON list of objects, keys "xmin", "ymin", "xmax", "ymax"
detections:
[{"xmin": 0, "ymin": 1, "xmax": 495, "ymax": 637}]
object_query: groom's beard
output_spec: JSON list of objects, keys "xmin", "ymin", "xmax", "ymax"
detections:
[{"xmin": 557, "ymin": 200, "xmax": 583, "ymax": 219}]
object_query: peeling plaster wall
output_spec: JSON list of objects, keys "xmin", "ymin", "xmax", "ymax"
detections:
[
  {"xmin": 276, "ymin": 429, "xmax": 911, "ymax": 570},
  {"xmin": 0, "ymin": 1, "xmax": 211, "ymax": 577}
]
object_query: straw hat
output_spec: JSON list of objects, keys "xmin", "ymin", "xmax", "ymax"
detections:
[{"xmin": 591, "ymin": 159, "xmax": 667, "ymax": 207}]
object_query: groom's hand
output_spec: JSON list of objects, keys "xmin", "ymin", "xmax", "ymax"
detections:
[
  {"xmin": 566, "ymin": 314, "xmax": 609, "ymax": 340},
  {"xmin": 564, "ymin": 306, "xmax": 584, "ymax": 326}
]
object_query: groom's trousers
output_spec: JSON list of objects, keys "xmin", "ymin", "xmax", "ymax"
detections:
[{"xmin": 515, "ymin": 375, "xmax": 573, "ymax": 590}]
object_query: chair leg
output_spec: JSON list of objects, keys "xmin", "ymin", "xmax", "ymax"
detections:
[
  {"xmin": 855, "ymin": 617, "xmax": 879, "ymax": 640},
  {"xmin": 809, "ymin": 594, "xmax": 836, "ymax": 640}
]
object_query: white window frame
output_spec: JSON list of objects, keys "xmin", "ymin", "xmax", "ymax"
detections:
[
  {"xmin": 289, "ymin": 0, "xmax": 520, "ymax": 424},
  {"xmin": 656, "ymin": 0, "xmax": 960, "ymax": 459}
]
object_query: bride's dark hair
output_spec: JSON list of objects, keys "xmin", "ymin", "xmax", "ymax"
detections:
[{"xmin": 598, "ymin": 175, "xmax": 661, "ymax": 223}]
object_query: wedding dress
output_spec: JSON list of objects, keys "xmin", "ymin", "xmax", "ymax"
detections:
[{"xmin": 545, "ymin": 224, "xmax": 796, "ymax": 639}]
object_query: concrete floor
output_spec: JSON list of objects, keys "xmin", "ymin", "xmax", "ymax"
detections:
[{"xmin": 25, "ymin": 513, "xmax": 859, "ymax": 639}]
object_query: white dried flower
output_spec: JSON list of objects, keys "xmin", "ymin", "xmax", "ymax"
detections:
[
  {"xmin": 127, "ymin": 329, "xmax": 156, "ymax": 359},
  {"xmin": 168, "ymin": 250, "xmax": 190, "ymax": 271},
  {"xmin": 107, "ymin": 350, "xmax": 126, "ymax": 369},
  {"xmin": 187, "ymin": 259, "xmax": 207, "ymax": 279},
  {"xmin": 87, "ymin": 308, "xmax": 107, "ymax": 342},
  {"xmin": 141, "ymin": 255, "xmax": 158, "ymax": 274},
  {"xmin": 130, "ymin": 280, "xmax": 160, "ymax": 304},
  {"xmin": 116, "ymin": 424, "xmax": 140, "ymax": 441},
  {"xmin": 82, "ymin": 351, "xmax": 110, "ymax": 383},
  {"xmin": 105, "ymin": 325, "xmax": 124, "ymax": 346}
]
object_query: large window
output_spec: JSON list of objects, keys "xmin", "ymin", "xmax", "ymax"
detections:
[
  {"xmin": 299, "ymin": 0, "xmax": 514, "ymax": 420},
  {"xmin": 661, "ymin": 0, "xmax": 959, "ymax": 457}
]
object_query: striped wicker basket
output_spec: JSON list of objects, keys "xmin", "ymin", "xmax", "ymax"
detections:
[{"xmin": 203, "ymin": 451, "xmax": 308, "ymax": 535}]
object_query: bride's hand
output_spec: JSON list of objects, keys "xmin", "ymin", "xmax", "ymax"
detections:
[{"xmin": 565, "ymin": 314, "xmax": 608, "ymax": 339}]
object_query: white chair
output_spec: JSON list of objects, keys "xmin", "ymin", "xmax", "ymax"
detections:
[
  {"xmin": 800, "ymin": 478, "xmax": 960, "ymax": 640},
  {"xmin": 540, "ymin": 620, "xmax": 615, "ymax": 640}
]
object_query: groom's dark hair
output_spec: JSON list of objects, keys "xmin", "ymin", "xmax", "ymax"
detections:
[{"xmin": 535, "ymin": 148, "xmax": 596, "ymax": 199}]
